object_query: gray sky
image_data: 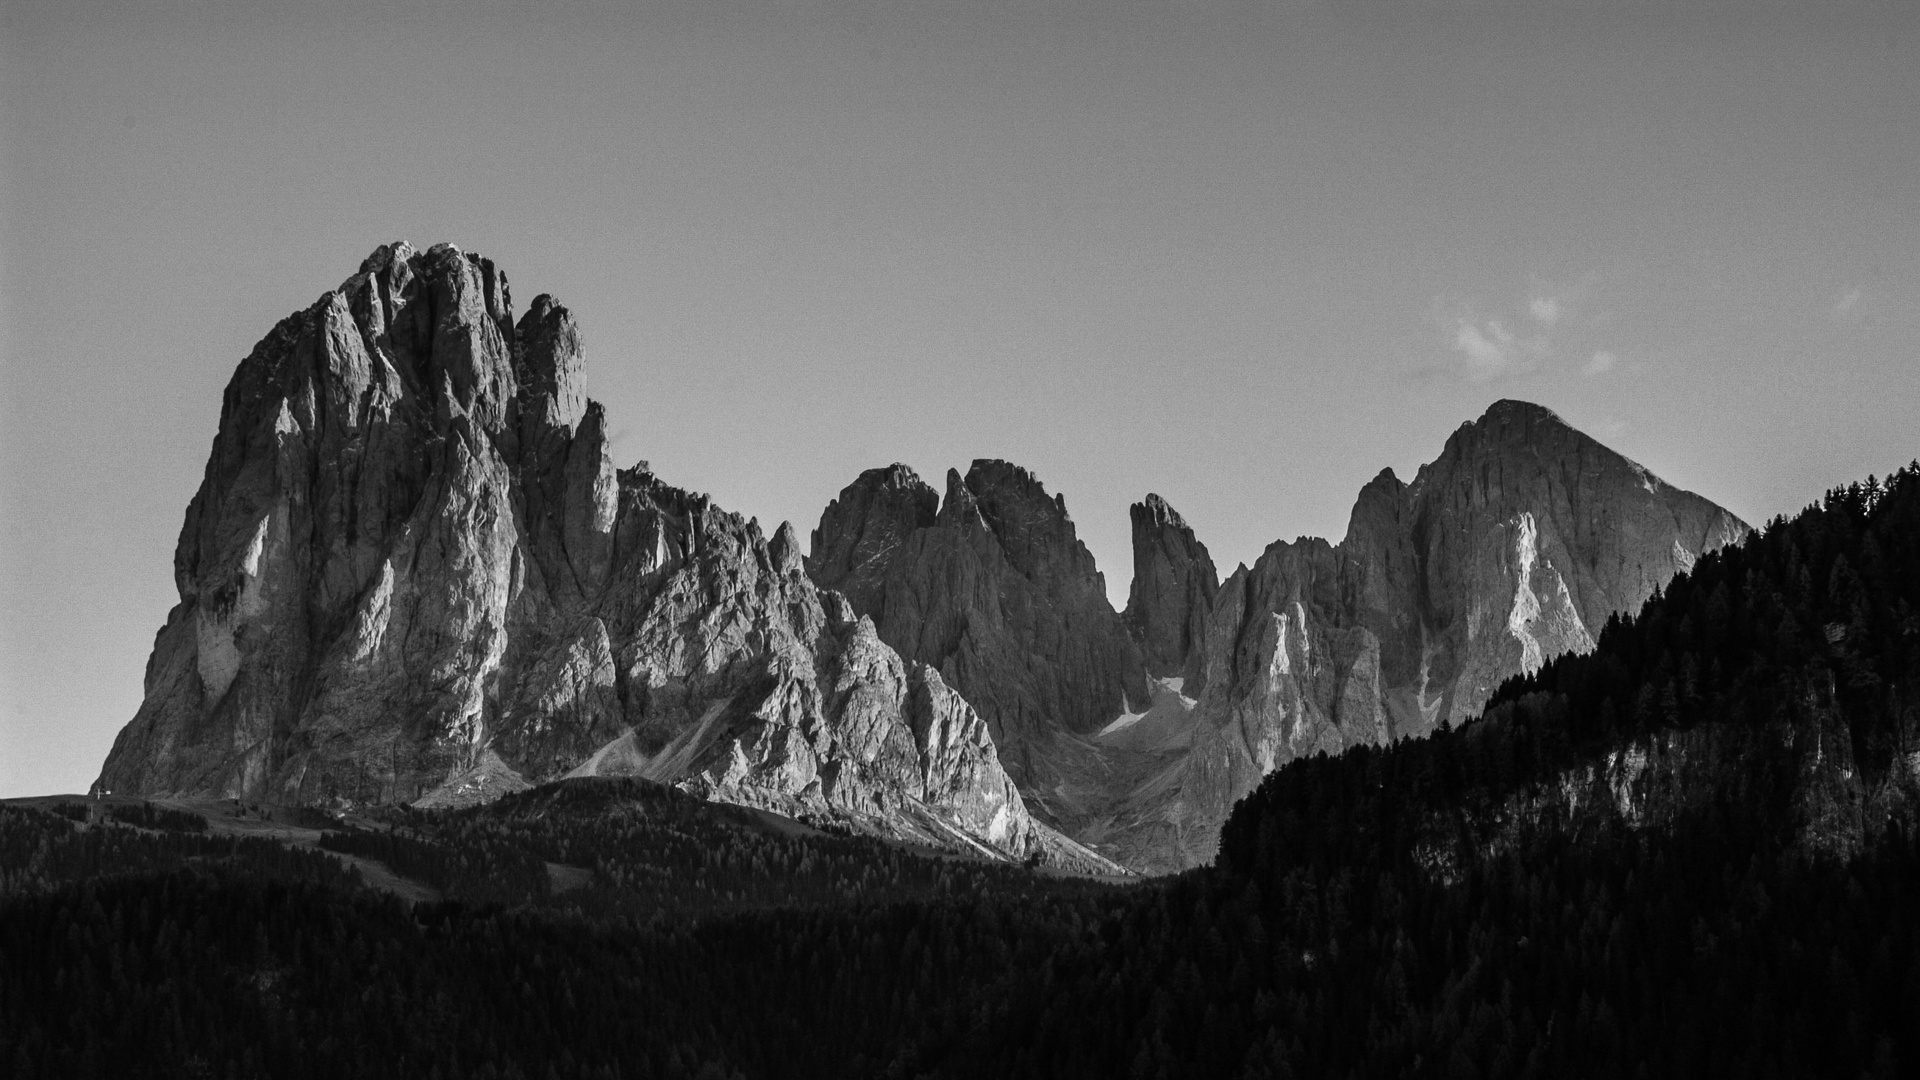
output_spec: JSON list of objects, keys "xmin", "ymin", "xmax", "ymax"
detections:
[{"xmin": 4, "ymin": 0, "xmax": 1917, "ymax": 796}]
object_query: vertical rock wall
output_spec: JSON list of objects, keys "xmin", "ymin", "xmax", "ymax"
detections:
[
  {"xmin": 95, "ymin": 243, "xmax": 1084, "ymax": 866},
  {"xmin": 807, "ymin": 462, "xmax": 1149, "ymax": 793}
]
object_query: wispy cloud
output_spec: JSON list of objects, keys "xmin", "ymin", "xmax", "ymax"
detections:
[
  {"xmin": 1454, "ymin": 317, "xmax": 1517, "ymax": 371},
  {"xmin": 1833, "ymin": 289, "xmax": 1863, "ymax": 321},
  {"xmin": 1433, "ymin": 284, "xmax": 1625, "ymax": 382},
  {"xmin": 1437, "ymin": 299, "xmax": 1547, "ymax": 381}
]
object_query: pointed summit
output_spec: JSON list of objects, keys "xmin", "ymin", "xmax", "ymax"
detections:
[
  {"xmin": 1123, "ymin": 493, "xmax": 1218, "ymax": 686},
  {"xmin": 808, "ymin": 458, "xmax": 1147, "ymax": 800},
  {"xmin": 1143, "ymin": 400, "xmax": 1750, "ymax": 873},
  {"xmin": 1478, "ymin": 398, "xmax": 1569, "ymax": 426},
  {"xmin": 806, "ymin": 464, "xmax": 940, "ymax": 612}
]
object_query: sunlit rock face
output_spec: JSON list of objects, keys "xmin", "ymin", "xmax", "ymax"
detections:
[
  {"xmin": 94, "ymin": 243, "xmax": 1093, "ymax": 867},
  {"xmin": 807, "ymin": 461, "xmax": 1150, "ymax": 793},
  {"xmin": 1138, "ymin": 400, "xmax": 1750, "ymax": 871}
]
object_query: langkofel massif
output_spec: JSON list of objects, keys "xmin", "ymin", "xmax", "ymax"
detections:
[
  {"xmin": 98, "ymin": 243, "xmax": 1747, "ymax": 873},
  {"xmin": 95, "ymin": 242, "xmax": 1111, "ymax": 870}
]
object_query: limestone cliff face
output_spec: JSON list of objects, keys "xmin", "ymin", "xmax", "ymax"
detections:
[
  {"xmin": 94, "ymin": 243, "xmax": 1092, "ymax": 867},
  {"xmin": 1122, "ymin": 494, "xmax": 1219, "ymax": 690},
  {"xmin": 1136, "ymin": 400, "xmax": 1749, "ymax": 871},
  {"xmin": 807, "ymin": 462, "xmax": 1149, "ymax": 793}
]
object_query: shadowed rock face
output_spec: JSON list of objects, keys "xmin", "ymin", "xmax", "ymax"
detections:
[
  {"xmin": 807, "ymin": 462, "xmax": 1149, "ymax": 794},
  {"xmin": 93, "ymin": 243, "xmax": 1115, "ymax": 868},
  {"xmin": 1123, "ymin": 494, "xmax": 1219, "ymax": 690},
  {"xmin": 806, "ymin": 405, "xmax": 1743, "ymax": 873},
  {"xmin": 1131, "ymin": 400, "xmax": 1750, "ymax": 871}
]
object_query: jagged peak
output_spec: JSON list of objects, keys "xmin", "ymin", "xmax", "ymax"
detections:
[
  {"xmin": 965, "ymin": 458, "xmax": 1075, "ymax": 523},
  {"xmin": 1134, "ymin": 493, "xmax": 1190, "ymax": 531},
  {"xmin": 521, "ymin": 292, "xmax": 568, "ymax": 323},
  {"xmin": 769, "ymin": 521, "xmax": 804, "ymax": 574},
  {"xmin": 356, "ymin": 240, "xmax": 416, "ymax": 276},
  {"xmin": 807, "ymin": 463, "xmax": 941, "ymax": 580},
  {"xmin": 965, "ymin": 458, "xmax": 1043, "ymax": 497},
  {"xmin": 1435, "ymin": 398, "xmax": 1606, "ymax": 470},
  {"xmin": 1350, "ymin": 466, "xmax": 1409, "ymax": 507},
  {"xmin": 966, "ymin": 458, "xmax": 1037, "ymax": 485},
  {"xmin": 1475, "ymin": 398, "xmax": 1570, "ymax": 429},
  {"xmin": 854, "ymin": 462, "xmax": 934, "ymax": 493},
  {"xmin": 1258, "ymin": 533, "xmax": 1336, "ymax": 561},
  {"xmin": 936, "ymin": 467, "xmax": 987, "ymax": 529},
  {"xmin": 342, "ymin": 240, "xmax": 501, "ymax": 292},
  {"xmin": 1341, "ymin": 466, "xmax": 1413, "ymax": 546},
  {"xmin": 514, "ymin": 294, "xmax": 585, "ymax": 431}
]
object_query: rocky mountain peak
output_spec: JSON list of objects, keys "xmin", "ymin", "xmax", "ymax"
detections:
[
  {"xmin": 810, "ymin": 457, "xmax": 1148, "ymax": 797},
  {"xmin": 936, "ymin": 467, "xmax": 989, "ymax": 531},
  {"xmin": 1130, "ymin": 403, "xmax": 1752, "ymax": 872},
  {"xmin": 1123, "ymin": 493, "xmax": 1218, "ymax": 685},
  {"xmin": 1419, "ymin": 399, "xmax": 1609, "ymax": 495},
  {"xmin": 961, "ymin": 459, "xmax": 1104, "ymax": 599},
  {"xmin": 97, "ymin": 243, "xmax": 1108, "ymax": 869},
  {"xmin": 806, "ymin": 464, "xmax": 941, "ymax": 614},
  {"xmin": 769, "ymin": 520, "xmax": 805, "ymax": 575},
  {"xmin": 513, "ymin": 294, "xmax": 587, "ymax": 432},
  {"xmin": 1478, "ymin": 397, "xmax": 1569, "ymax": 428},
  {"xmin": 1135, "ymin": 492, "xmax": 1189, "ymax": 531}
]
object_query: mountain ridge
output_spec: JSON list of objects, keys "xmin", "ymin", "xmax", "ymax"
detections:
[
  {"xmin": 810, "ymin": 397, "xmax": 1748, "ymax": 871},
  {"xmin": 94, "ymin": 242, "xmax": 1111, "ymax": 871}
]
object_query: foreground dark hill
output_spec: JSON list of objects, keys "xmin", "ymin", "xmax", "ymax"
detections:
[
  {"xmin": 12, "ymin": 464, "xmax": 1917, "ymax": 1078},
  {"xmin": 93, "ymin": 242, "xmax": 1113, "ymax": 868},
  {"xmin": 0, "ymin": 781, "xmax": 1124, "ymax": 1080},
  {"xmin": 5, "ymin": 775, "xmax": 1102, "ymax": 924}
]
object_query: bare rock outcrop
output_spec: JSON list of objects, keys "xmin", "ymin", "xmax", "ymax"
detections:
[
  {"xmin": 94, "ymin": 243, "xmax": 1099, "ymax": 868},
  {"xmin": 1122, "ymin": 494, "xmax": 1219, "ymax": 690},
  {"xmin": 1132, "ymin": 399, "xmax": 1749, "ymax": 871},
  {"xmin": 807, "ymin": 462, "xmax": 1149, "ymax": 798}
]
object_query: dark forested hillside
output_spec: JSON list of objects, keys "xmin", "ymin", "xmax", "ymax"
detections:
[
  {"xmin": 322, "ymin": 777, "xmax": 1116, "ymax": 921},
  {"xmin": 6, "ymin": 466, "xmax": 1918, "ymax": 1079},
  {"xmin": 0, "ymin": 803, "xmax": 1128, "ymax": 1080}
]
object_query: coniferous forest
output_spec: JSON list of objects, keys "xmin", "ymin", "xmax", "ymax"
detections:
[{"xmin": 6, "ymin": 465, "xmax": 1920, "ymax": 1079}]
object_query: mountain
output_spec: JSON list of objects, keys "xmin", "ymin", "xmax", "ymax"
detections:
[
  {"xmin": 1122, "ymin": 493, "xmax": 1219, "ymax": 690},
  {"xmin": 811, "ymin": 402, "xmax": 1747, "ymax": 871},
  {"xmin": 806, "ymin": 462, "xmax": 1150, "ymax": 802},
  {"xmin": 92, "ymin": 242, "xmax": 1111, "ymax": 869},
  {"xmin": 943, "ymin": 464, "xmax": 1920, "ymax": 1079},
  {"xmin": 1124, "ymin": 400, "xmax": 1751, "ymax": 870},
  {"xmin": 20, "ymin": 465, "xmax": 1920, "ymax": 1080}
]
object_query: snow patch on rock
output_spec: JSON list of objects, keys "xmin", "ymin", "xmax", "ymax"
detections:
[{"xmin": 1100, "ymin": 694, "xmax": 1149, "ymax": 736}]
